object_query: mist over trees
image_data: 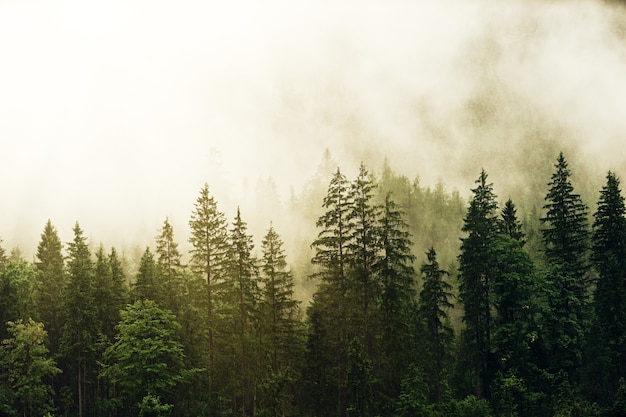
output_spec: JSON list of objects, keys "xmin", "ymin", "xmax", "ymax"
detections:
[{"xmin": 1, "ymin": 151, "xmax": 626, "ymax": 417}]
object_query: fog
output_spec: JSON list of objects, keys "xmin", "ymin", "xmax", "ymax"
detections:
[{"xmin": 1, "ymin": 0, "xmax": 626, "ymax": 259}]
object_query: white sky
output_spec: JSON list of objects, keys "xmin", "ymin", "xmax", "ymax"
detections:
[{"xmin": 1, "ymin": 0, "xmax": 626, "ymax": 256}]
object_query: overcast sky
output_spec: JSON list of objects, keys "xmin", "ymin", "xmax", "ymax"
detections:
[{"xmin": 1, "ymin": 0, "xmax": 626, "ymax": 256}]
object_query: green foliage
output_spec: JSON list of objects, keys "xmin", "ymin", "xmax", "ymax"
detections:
[
  {"xmin": 60, "ymin": 222, "xmax": 99, "ymax": 417},
  {"xmin": 611, "ymin": 377, "xmax": 626, "ymax": 417},
  {"xmin": 155, "ymin": 217, "xmax": 184, "ymax": 316},
  {"xmin": 133, "ymin": 247, "xmax": 164, "ymax": 305},
  {"xmin": 137, "ymin": 394, "xmax": 173, "ymax": 417},
  {"xmin": 591, "ymin": 171, "xmax": 626, "ymax": 398},
  {"xmin": 33, "ymin": 219, "xmax": 65, "ymax": 356},
  {"xmin": 377, "ymin": 193, "xmax": 418, "ymax": 408},
  {"xmin": 259, "ymin": 225, "xmax": 302, "ymax": 417},
  {"xmin": 541, "ymin": 152, "xmax": 590, "ymax": 283},
  {"xmin": 394, "ymin": 365, "xmax": 430, "ymax": 417},
  {"xmin": 188, "ymin": 183, "xmax": 229, "ymax": 403},
  {"xmin": 0, "ymin": 318, "xmax": 61, "ymax": 417},
  {"xmin": 419, "ymin": 247, "xmax": 454, "ymax": 403},
  {"xmin": 458, "ymin": 169, "xmax": 500, "ymax": 399},
  {"xmin": 0, "ymin": 259, "xmax": 36, "ymax": 341},
  {"xmin": 101, "ymin": 300, "xmax": 185, "ymax": 411},
  {"xmin": 347, "ymin": 337, "xmax": 374, "ymax": 417}
]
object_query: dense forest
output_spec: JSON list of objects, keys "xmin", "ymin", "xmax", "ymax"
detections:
[{"xmin": 1, "ymin": 151, "xmax": 626, "ymax": 417}]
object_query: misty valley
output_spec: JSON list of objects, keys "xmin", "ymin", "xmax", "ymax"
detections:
[{"xmin": 0, "ymin": 152, "xmax": 625, "ymax": 417}]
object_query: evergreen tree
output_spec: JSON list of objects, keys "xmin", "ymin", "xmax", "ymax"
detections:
[
  {"xmin": 458, "ymin": 169, "xmax": 499, "ymax": 399},
  {"xmin": 133, "ymin": 247, "xmax": 164, "ymax": 305},
  {"xmin": 541, "ymin": 152, "xmax": 589, "ymax": 289},
  {"xmin": 419, "ymin": 247, "xmax": 454, "ymax": 404},
  {"xmin": 591, "ymin": 171, "xmax": 626, "ymax": 397},
  {"xmin": 0, "ymin": 260, "xmax": 35, "ymax": 341},
  {"xmin": 33, "ymin": 220, "xmax": 66, "ymax": 356},
  {"xmin": 259, "ymin": 224, "xmax": 301, "ymax": 417},
  {"xmin": 60, "ymin": 223, "xmax": 99, "ymax": 417},
  {"xmin": 309, "ymin": 167, "xmax": 354, "ymax": 416},
  {"xmin": 155, "ymin": 217, "xmax": 183, "ymax": 316},
  {"xmin": 226, "ymin": 208, "xmax": 260, "ymax": 417},
  {"xmin": 188, "ymin": 183, "xmax": 229, "ymax": 403},
  {"xmin": 541, "ymin": 152, "xmax": 590, "ymax": 379},
  {"xmin": 347, "ymin": 163, "xmax": 381, "ymax": 355},
  {"xmin": 376, "ymin": 193, "xmax": 416, "ymax": 411},
  {"xmin": 500, "ymin": 199, "xmax": 526, "ymax": 246}
]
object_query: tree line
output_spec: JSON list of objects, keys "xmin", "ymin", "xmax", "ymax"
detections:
[{"xmin": 0, "ymin": 152, "xmax": 625, "ymax": 417}]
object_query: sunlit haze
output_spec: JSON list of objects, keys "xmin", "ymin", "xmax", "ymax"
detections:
[{"xmin": 1, "ymin": 0, "xmax": 626, "ymax": 258}]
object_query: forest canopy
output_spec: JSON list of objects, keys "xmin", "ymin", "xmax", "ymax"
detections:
[{"xmin": 0, "ymin": 152, "xmax": 625, "ymax": 417}]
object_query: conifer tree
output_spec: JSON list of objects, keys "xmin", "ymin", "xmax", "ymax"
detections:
[
  {"xmin": 347, "ymin": 162, "xmax": 381, "ymax": 354},
  {"xmin": 156, "ymin": 217, "xmax": 183, "ymax": 316},
  {"xmin": 541, "ymin": 152, "xmax": 590, "ymax": 379},
  {"xmin": 592, "ymin": 171, "xmax": 626, "ymax": 394},
  {"xmin": 541, "ymin": 152, "xmax": 589, "ymax": 286},
  {"xmin": 188, "ymin": 183, "xmax": 229, "ymax": 403},
  {"xmin": 309, "ymin": 167, "xmax": 354, "ymax": 416},
  {"xmin": 0, "ymin": 260, "xmax": 36, "ymax": 341},
  {"xmin": 419, "ymin": 247, "xmax": 453, "ymax": 403},
  {"xmin": 133, "ymin": 247, "xmax": 164, "ymax": 305},
  {"xmin": 458, "ymin": 169, "xmax": 499, "ymax": 399},
  {"xmin": 259, "ymin": 224, "xmax": 301, "ymax": 417},
  {"xmin": 500, "ymin": 199, "xmax": 526, "ymax": 246},
  {"xmin": 60, "ymin": 223, "xmax": 99, "ymax": 417},
  {"xmin": 33, "ymin": 220, "xmax": 65, "ymax": 356},
  {"xmin": 226, "ymin": 208, "xmax": 260, "ymax": 417},
  {"xmin": 376, "ymin": 193, "xmax": 416, "ymax": 410}
]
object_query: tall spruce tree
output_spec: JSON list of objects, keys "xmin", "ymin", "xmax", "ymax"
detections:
[
  {"xmin": 309, "ymin": 167, "xmax": 354, "ymax": 416},
  {"xmin": 541, "ymin": 152, "xmax": 589, "ymax": 280},
  {"xmin": 156, "ymin": 218, "xmax": 183, "ymax": 316},
  {"xmin": 133, "ymin": 247, "xmax": 164, "ymax": 306},
  {"xmin": 500, "ymin": 199, "xmax": 526, "ymax": 246},
  {"xmin": 188, "ymin": 183, "xmax": 229, "ymax": 403},
  {"xmin": 259, "ymin": 224, "xmax": 301, "ymax": 417},
  {"xmin": 419, "ymin": 247, "xmax": 453, "ymax": 403},
  {"xmin": 458, "ymin": 169, "xmax": 499, "ymax": 399},
  {"xmin": 347, "ymin": 163, "xmax": 381, "ymax": 355},
  {"xmin": 33, "ymin": 220, "xmax": 65, "ymax": 357},
  {"xmin": 541, "ymin": 152, "xmax": 590, "ymax": 379},
  {"xmin": 60, "ymin": 223, "xmax": 99, "ymax": 417},
  {"xmin": 592, "ymin": 171, "xmax": 626, "ymax": 396},
  {"xmin": 227, "ymin": 208, "xmax": 260, "ymax": 417},
  {"xmin": 375, "ymin": 193, "xmax": 416, "ymax": 411}
]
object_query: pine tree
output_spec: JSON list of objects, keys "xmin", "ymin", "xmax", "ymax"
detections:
[
  {"xmin": 0, "ymin": 260, "xmax": 36, "ymax": 341},
  {"xmin": 133, "ymin": 247, "xmax": 164, "ymax": 305},
  {"xmin": 592, "ymin": 171, "xmax": 626, "ymax": 395},
  {"xmin": 458, "ymin": 169, "xmax": 499, "ymax": 399},
  {"xmin": 376, "ymin": 193, "xmax": 416, "ymax": 411},
  {"xmin": 309, "ymin": 167, "xmax": 354, "ymax": 417},
  {"xmin": 188, "ymin": 183, "xmax": 229, "ymax": 403},
  {"xmin": 419, "ymin": 247, "xmax": 454, "ymax": 403},
  {"xmin": 33, "ymin": 220, "xmax": 66, "ymax": 357},
  {"xmin": 347, "ymin": 162, "xmax": 381, "ymax": 355},
  {"xmin": 155, "ymin": 218, "xmax": 183, "ymax": 316},
  {"xmin": 60, "ymin": 223, "xmax": 99, "ymax": 417},
  {"xmin": 259, "ymin": 224, "xmax": 301, "ymax": 417},
  {"xmin": 541, "ymin": 152, "xmax": 589, "ymax": 288},
  {"xmin": 541, "ymin": 152, "xmax": 590, "ymax": 379},
  {"xmin": 500, "ymin": 199, "xmax": 526, "ymax": 246},
  {"xmin": 226, "ymin": 208, "xmax": 260, "ymax": 417}
]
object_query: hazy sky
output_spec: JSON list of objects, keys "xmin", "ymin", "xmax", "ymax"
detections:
[{"xmin": 1, "ymin": 0, "xmax": 626, "ymax": 256}]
